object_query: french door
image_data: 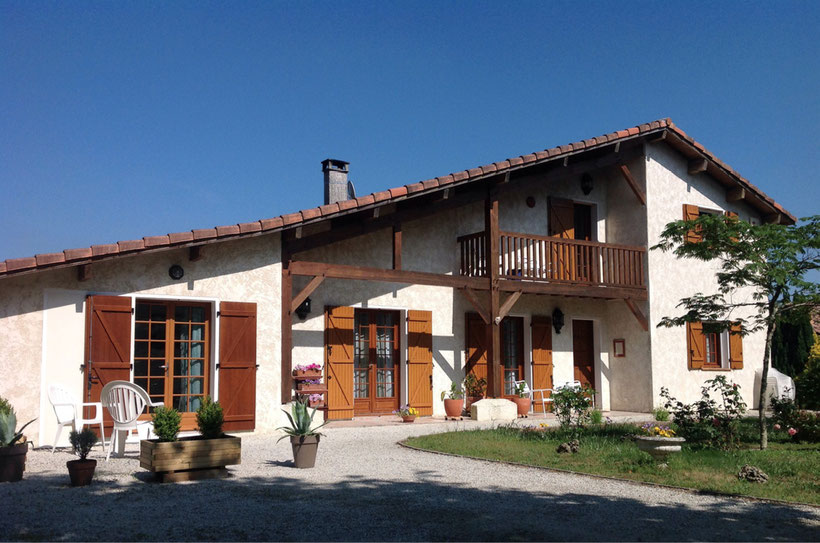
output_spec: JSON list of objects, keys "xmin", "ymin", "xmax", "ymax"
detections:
[
  {"xmin": 353, "ymin": 309, "xmax": 400, "ymax": 415},
  {"xmin": 133, "ymin": 300, "xmax": 211, "ymax": 429},
  {"xmin": 501, "ymin": 317, "xmax": 524, "ymax": 397}
]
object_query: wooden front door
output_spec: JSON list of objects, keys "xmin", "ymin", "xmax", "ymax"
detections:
[
  {"xmin": 133, "ymin": 300, "xmax": 211, "ymax": 429},
  {"xmin": 500, "ymin": 317, "xmax": 524, "ymax": 398},
  {"xmin": 353, "ymin": 309, "xmax": 400, "ymax": 415},
  {"xmin": 572, "ymin": 319, "xmax": 595, "ymax": 389}
]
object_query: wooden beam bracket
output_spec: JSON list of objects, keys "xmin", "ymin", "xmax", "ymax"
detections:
[
  {"xmin": 77, "ymin": 264, "xmax": 92, "ymax": 282},
  {"xmin": 496, "ymin": 291, "xmax": 522, "ymax": 322},
  {"xmin": 688, "ymin": 158, "xmax": 708, "ymax": 175},
  {"xmin": 291, "ymin": 275, "xmax": 325, "ymax": 313},
  {"xmin": 618, "ymin": 164, "xmax": 646, "ymax": 206},
  {"xmin": 188, "ymin": 246, "xmax": 203, "ymax": 262},
  {"xmin": 624, "ymin": 298, "xmax": 649, "ymax": 331},
  {"xmin": 458, "ymin": 288, "xmax": 490, "ymax": 324},
  {"xmin": 726, "ymin": 187, "xmax": 746, "ymax": 203}
]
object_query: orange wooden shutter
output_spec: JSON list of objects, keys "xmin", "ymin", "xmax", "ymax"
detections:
[
  {"xmin": 465, "ymin": 313, "xmax": 488, "ymax": 384},
  {"xmin": 325, "ymin": 306, "xmax": 355, "ymax": 420},
  {"xmin": 218, "ymin": 302, "xmax": 257, "ymax": 432},
  {"xmin": 683, "ymin": 204, "xmax": 701, "ymax": 243},
  {"xmin": 84, "ymin": 295, "xmax": 133, "ymax": 434},
  {"xmin": 549, "ymin": 198, "xmax": 575, "ymax": 239},
  {"xmin": 687, "ymin": 321, "xmax": 705, "ymax": 370},
  {"xmin": 729, "ymin": 323, "xmax": 744, "ymax": 369},
  {"xmin": 407, "ymin": 310, "xmax": 433, "ymax": 416},
  {"xmin": 530, "ymin": 316, "xmax": 553, "ymax": 413}
]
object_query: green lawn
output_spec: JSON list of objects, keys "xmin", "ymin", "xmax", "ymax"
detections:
[{"xmin": 405, "ymin": 420, "xmax": 820, "ymax": 505}]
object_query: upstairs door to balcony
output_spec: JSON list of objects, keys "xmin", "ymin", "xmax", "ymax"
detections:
[{"xmin": 549, "ymin": 197, "xmax": 595, "ymax": 281}]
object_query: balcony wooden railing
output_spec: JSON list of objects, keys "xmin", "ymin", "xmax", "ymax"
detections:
[{"xmin": 457, "ymin": 231, "xmax": 646, "ymax": 289}]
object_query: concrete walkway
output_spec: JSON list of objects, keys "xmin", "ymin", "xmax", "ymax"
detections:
[{"xmin": 1, "ymin": 419, "xmax": 818, "ymax": 541}]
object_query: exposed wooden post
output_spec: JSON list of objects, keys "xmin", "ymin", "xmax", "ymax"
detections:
[
  {"xmin": 281, "ymin": 245, "xmax": 294, "ymax": 404},
  {"xmin": 624, "ymin": 298, "xmax": 649, "ymax": 331},
  {"xmin": 618, "ymin": 164, "xmax": 646, "ymax": 206},
  {"xmin": 188, "ymin": 246, "xmax": 202, "ymax": 262},
  {"xmin": 392, "ymin": 223, "xmax": 402, "ymax": 270},
  {"xmin": 764, "ymin": 213, "xmax": 782, "ymax": 224},
  {"xmin": 726, "ymin": 187, "xmax": 746, "ymax": 202},
  {"xmin": 485, "ymin": 189, "xmax": 501, "ymax": 398},
  {"xmin": 77, "ymin": 264, "xmax": 92, "ymax": 282}
]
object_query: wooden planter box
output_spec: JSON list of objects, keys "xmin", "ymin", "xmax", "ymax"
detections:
[
  {"xmin": 296, "ymin": 384, "xmax": 327, "ymax": 394},
  {"xmin": 140, "ymin": 435, "xmax": 241, "ymax": 483},
  {"xmin": 293, "ymin": 369, "xmax": 322, "ymax": 379}
]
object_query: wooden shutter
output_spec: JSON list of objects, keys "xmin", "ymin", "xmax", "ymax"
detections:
[
  {"xmin": 729, "ymin": 323, "xmax": 744, "ymax": 369},
  {"xmin": 549, "ymin": 197, "xmax": 575, "ymax": 239},
  {"xmin": 465, "ymin": 313, "xmax": 488, "ymax": 384},
  {"xmin": 687, "ymin": 321, "xmax": 705, "ymax": 370},
  {"xmin": 683, "ymin": 204, "xmax": 701, "ymax": 243},
  {"xmin": 725, "ymin": 211, "xmax": 739, "ymax": 242},
  {"xmin": 325, "ymin": 306, "xmax": 355, "ymax": 420},
  {"xmin": 218, "ymin": 302, "xmax": 257, "ymax": 432},
  {"xmin": 407, "ymin": 310, "xmax": 433, "ymax": 416},
  {"xmin": 531, "ymin": 316, "xmax": 553, "ymax": 413},
  {"xmin": 84, "ymin": 295, "xmax": 133, "ymax": 434}
]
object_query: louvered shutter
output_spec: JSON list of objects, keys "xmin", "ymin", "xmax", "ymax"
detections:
[
  {"xmin": 407, "ymin": 310, "xmax": 433, "ymax": 416},
  {"xmin": 683, "ymin": 204, "xmax": 701, "ymax": 243},
  {"xmin": 530, "ymin": 316, "xmax": 553, "ymax": 413},
  {"xmin": 465, "ymin": 313, "xmax": 488, "ymax": 385},
  {"xmin": 687, "ymin": 321, "xmax": 705, "ymax": 370},
  {"xmin": 325, "ymin": 306, "xmax": 355, "ymax": 420},
  {"xmin": 218, "ymin": 302, "xmax": 257, "ymax": 432},
  {"xmin": 729, "ymin": 323, "xmax": 744, "ymax": 369},
  {"xmin": 84, "ymin": 295, "xmax": 133, "ymax": 435}
]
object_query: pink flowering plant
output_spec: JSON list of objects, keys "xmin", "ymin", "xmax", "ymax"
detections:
[{"xmin": 294, "ymin": 363, "xmax": 321, "ymax": 373}]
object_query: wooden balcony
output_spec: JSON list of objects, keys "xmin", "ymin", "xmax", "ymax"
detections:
[{"xmin": 457, "ymin": 231, "xmax": 646, "ymax": 298}]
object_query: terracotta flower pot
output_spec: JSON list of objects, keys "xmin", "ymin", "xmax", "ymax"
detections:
[
  {"xmin": 512, "ymin": 397, "xmax": 531, "ymax": 417},
  {"xmin": 67, "ymin": 459, "xmax": 97, "ymax": 487},
  {"xmin": 290, "ymin": 435, "xmax": 320, "ymax": 468},
  {"xmin": 401, "ymin": 416, "xmax": 416, "ymax": 423},
  {"xmin": 444, "ymin": 398, "xmax": 464, "ymax": 418},
  {"xmin": 0, "ymin": 442, "xmax": 28, "ymax": 483}
]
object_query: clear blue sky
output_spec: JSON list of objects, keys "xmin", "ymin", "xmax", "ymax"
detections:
[{"xmin": 1, "ymin": 1, "xmax": 818, "ymax": 260}]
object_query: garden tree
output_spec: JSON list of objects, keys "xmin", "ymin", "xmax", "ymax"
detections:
[
  {"xmin": 653, "ymin": 214, "xmax": 819, "ymax": 449},
  {"xmin": 771, "ymin": 298, "xmax": 814, "ymax": 377},
  {"xmin": 796, "ymin": 335, "xmax": 820, "ymax": 409}
]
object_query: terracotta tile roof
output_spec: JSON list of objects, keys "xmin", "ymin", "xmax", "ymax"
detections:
[{"xmin": 0, "ymin": 118, "xmax": 797, "ymax": 278}]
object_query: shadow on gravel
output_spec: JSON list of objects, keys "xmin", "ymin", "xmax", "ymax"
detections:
[{"xmin": 1, "ymin": 470, "xmax": 816, "ymax": 542}]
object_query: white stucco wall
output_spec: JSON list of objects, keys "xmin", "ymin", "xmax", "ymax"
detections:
[
  {"xmin": 0, "ymin": 234, "xmax": 281, "ymax": 446},
  {"xmin": 645, "ymin": 143, "xmax": 767, "ymax": 408}
]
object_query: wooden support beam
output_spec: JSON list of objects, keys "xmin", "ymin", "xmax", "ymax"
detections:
[
  {"xmin": 647, "ymin": 130, "xmax": 667, "ymax": 143},
  {"xmin": 624, "ymin": 298, "xmax": 649, "ymax": 331},
  {"xmin": 486, "ymin": 190, "xmax": 502, "ymax": 398},
  {"xmin": 458, "ymin": 288, "xmax": 490, "ymax": 324},
  {"xmin": 618, "ymin": 164, "xmax": 646, "ymax": 206},
  {"xmin": 688, "ymin": 158, "xmax": 708, "ymax": 175},
  {"xmin": 281, "ymin": 248, "xmax": 293, "ymax": 404},
  {"xmin": 498, "ymin": 279, "xmax": 648, "ymax": 301},
  {"xmin": 764, "ymin": 213, "xmax": 782, "ymax": 224},
  {"xmin": 614, "ymin": 141, "xmax": 621, "ymax": 153},
  {"xmin": 188, "ymin": 246, "xmax": 202, "ymax": 262},
  {"xmin": 294, "ymin": 226, "xmax": 303, "ymax": 239},
  {"xmin": 496, "ymin": 291, "xmax": 522, "ymax": 322},
  {"xmin": 291, "ymin": 275, "xmax": 324, "ymax": 313},
  {"xmin": 726, "ymin": 187, "xmax": 746, "ymax": 203},
  {"xmin": 77, "ymin": 264, "xmax": 91, "ymax": 282},
  {"xmin": 392, "ymin": 224, "xmax": 402, "ymax": 270},
  {"xmin": 289, "ymin": 260, "xmax": 488, "ymax": 290}
]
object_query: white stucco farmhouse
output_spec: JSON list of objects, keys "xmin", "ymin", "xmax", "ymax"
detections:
[{"xmin": 0, "ymin": 119, "xmax": 796, "ymax": 447}]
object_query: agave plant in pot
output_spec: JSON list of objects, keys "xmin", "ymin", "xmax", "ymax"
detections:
[
  {"xmin": 441, "ymin": 383, "xmax": 464, "ymax": 420},
  {"xmin": 278, "ymin": 399, "xmax": 328, "ymax": 469},
  {"xmin": 0, "ymin": 397, "xmax": 36, "ymax": 483},
  {"xmin": 67, "ymin": 428, "xmax": 98, "ymax": 487}
]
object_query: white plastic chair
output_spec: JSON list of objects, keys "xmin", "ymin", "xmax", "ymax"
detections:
[
  {"xmin": 512, "ymin": 379, "xmax": 552, "ymax": 416},
  {"xmin": 47, "ymin": 383, "xmax": 106, "ymax": 453},
  {"xmin": 100, "ymin": 380, "xmax": 164, "ymax": 461}
]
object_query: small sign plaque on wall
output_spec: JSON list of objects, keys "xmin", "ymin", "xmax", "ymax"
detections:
[{"xmin": 613, "ymin": 339, "xmax": 626, "ymax": 358}]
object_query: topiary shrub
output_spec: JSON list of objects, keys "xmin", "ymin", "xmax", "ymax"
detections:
[
  {"xmin": 196, "ymin": 397, "xmax": 224, "ymax": 439},
  {"xmin": 151, "ymin": 407, "xmax": 181, "ymax": 442},
  {"xmin": 69, "ymin": 428, "xmax": 98, "ymax": 460}
]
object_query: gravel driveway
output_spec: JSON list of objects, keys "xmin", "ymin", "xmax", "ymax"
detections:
[{"xmin": 2, "ymin": 420, "xmax": 818, "ymax": 541}]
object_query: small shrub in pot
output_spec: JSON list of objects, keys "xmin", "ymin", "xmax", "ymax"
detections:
[
  {"xmin": 151, "ymin": 407, "xmax": 181, "ymax": 442},
  {"xmin": 196, "ymin": 397, "xmax": 224, "ymax": 439},
  {"xmin": 67, "ymin": 428, "xmax": 99, "ymax": 486}
]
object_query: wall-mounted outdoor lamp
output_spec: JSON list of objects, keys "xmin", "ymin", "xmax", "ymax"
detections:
[
  {"xmin": 552, "ymin": 307, "xmax": 565, "ymax": 334},
  {"xmin": 168, "ymin": 264, "xmax": 184, "ymax": 280},
  {"xmin": 295, "ymin": 297, "xmax": 312, "ymax": 320},
  {"xmin": 581, "ymin": 173, "xmax": 594, "ymax": 195}
]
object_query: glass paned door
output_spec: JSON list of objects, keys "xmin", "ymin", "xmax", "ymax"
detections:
[
  {"xmin": 501, "ymin": 317, "xmax": 524, "ymax": 397},
  {"xmin": 353, "ymin": 309, "xmax": 400, "ymax": 415},
  {"xmin": 133, "ymin": 300, "xmax": 211, "ymax": 429}
]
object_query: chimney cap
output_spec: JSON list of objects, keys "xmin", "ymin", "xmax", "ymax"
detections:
[{"xmin": 322, "ymin": 159, "xmax": 349, "ymax": 172}]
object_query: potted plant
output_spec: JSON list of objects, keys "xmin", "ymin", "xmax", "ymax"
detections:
[
  {"xmin": 393, "ymin": 405, "xmax": 419, "ymax": 423},
  {"xmin": 140, "ymin": 398, "xmax": 241, "ymax": 482},
  {"xmin": 67, "ymin": 428, "xmax": 98, "ymax": 486},
  {"xmin": 441, "ymin": 383, "xmax": 464, "ymax": 420},
  {"xmin": 278, "ymin": 398, "xmax": 328, "ymax": 469},
  {"xmin": 511, "ymin": 382, "xmax": 532, "ymax": 418},
  {"xmin": 0, "ymin": 397, "xmax": 36, "ymax": 483},
  {"xmin": 463, "ymin": 374, "xmax": 487, "ymax": 411},
  {"xmin": 634, "ymin": 422, "xmax": 685, "ymax": 464},
  {"xmin": 292, "ymin": 363, "xmax": 322, "ymax": 379}
]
